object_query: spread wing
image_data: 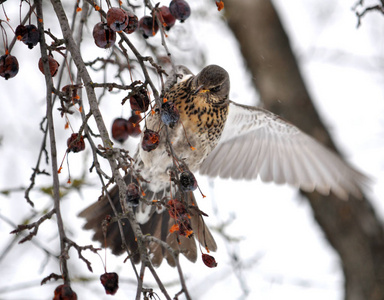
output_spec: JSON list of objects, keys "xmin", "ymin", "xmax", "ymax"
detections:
[{"xmin": 199, "ymin": 101, "xmax": 369, "ymax": 200}]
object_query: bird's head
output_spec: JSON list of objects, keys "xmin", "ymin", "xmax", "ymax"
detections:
[{"xmin": 192, "ymin": 65, "xmax": 230, "ymax": 104}]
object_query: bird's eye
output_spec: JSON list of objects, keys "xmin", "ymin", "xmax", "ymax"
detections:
[{"xmin": 210, "ymin": 85, "xmax": 221, "ymax": 93}]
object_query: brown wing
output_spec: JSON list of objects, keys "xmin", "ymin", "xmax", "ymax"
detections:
[{"xmin": 78, "ymin": 174, "xmax": 216, "ymax": 267}]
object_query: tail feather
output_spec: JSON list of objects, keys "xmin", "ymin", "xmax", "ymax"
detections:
[
  {"xmin": 165, "ymin": 225, "xmax": 198, "ymax": 266},
  {"xmin": 189, "ymin": 198, "xmax": 217, "ymax": 252},
  {"xmin": 78, "ymin": 188, "xmax": 141, "ymax": 262},
  {"xmin": 78, "ymin": 174, "xmax": 216, "ymax": 266}
]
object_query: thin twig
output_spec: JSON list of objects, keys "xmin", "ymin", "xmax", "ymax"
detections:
[
  {"xmin": 354, "ymin": 2, "xmax": 384, "ymax": 27},
  {"xmin": 0, "ymin": 212, "xmax": 58, "ymax": 262},
  {"xmin": 135, "ymin": 262, "xmax": 146, "ymax": 300},
  {"xmin": 64, "ymin": 237, "xmax": 102, "ymax": 272},
  {"xmin": 10, "ymin": 208, "xmax": 56, "ymax": 243},
  {"xmin": 36, "ymin": 0, "xmax": 70, "ymax": 284},
  {"xmin": 143, "ymin": 236, "xmax": 191, "ymax": 300},
  {"xmin": 73, "ymin": 1, "xmax": 139, "ymax": 278}
]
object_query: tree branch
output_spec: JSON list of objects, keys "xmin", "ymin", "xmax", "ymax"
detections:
[{"xmin": 36, "ymin": 0, "xmax": 71, "ymax": 284}]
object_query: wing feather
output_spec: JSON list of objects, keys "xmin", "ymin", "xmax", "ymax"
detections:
[{"xmin": 199, "ymin": 101, "xmax": 369, "ymax": 200}]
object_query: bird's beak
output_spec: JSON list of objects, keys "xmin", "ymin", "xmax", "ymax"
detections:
[{"xmin": 193, "ymin": 85, "xmax": 209, "ymax": 95}]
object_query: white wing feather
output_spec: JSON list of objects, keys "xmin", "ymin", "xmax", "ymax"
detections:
[{"xmin": 199, "ymin": 101, "xmax": 368, "ymax": 199}]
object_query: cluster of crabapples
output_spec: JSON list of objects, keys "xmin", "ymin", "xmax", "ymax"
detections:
[
  {"xmin": 1, "ymin": 0, "xmax": 191, "ymax": 79},
  {"xmin": 3, "ymin": 1, "xmax": 214, "ymax": 295},
  {"xmin": 111, "ymin": 87, "xmax": 150, "ymax": 143},
  {"xmin": 114, "ymin": 92, "xmax": 183, "ymax": 157},
  {"xmin": 0, "ymin": 23, "xmax": 40, "ymax": 80},
  {"xmin": 0, "ymin": 22, "xmax": 60, "ymax": 80},
  {"xmin": 93, "ymin": 0, "xmax": 191, "ymax": 47},
  {"xmin": 111, "ymin": 83, "xmax": 181, "ymax": 146}
]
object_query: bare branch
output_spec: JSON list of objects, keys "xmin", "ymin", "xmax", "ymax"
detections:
[
  {"xmin": 353, "ymin": 1, "xmax": 384, "ymax": 27},
  {"xmin": 36, "ymin": 0, "xmax": 70, "ymax": 284},
  {"xmin": 64, "ymin": 238, "xmax": 102, "ymax": 272},
  {"xmin": 41, "ymin": 273, "xmax": 62, "ymax": 285},
  {"xmin": 10, "ymin": 209, "xmax": 56, "ymax": 243}
]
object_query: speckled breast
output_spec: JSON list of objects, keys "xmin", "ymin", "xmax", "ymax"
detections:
[{"xmin": 138, "ymin": 78, "xmax": 228, "ymax": 185}]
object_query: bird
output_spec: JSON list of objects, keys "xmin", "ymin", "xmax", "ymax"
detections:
[{"xmin": 79, "ymin": 64, "xmax": 369, "ymax": 267}]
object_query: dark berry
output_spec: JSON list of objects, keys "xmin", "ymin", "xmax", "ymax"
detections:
[
  {"xmin": 129, "ymin": 89, "xmax": 150, "ymax": 113},
  {"xmin": 158, "ymin": 6, "xmax": 176, "ymax": 30},
  {"xmin": 15, "ymin": 25, "xmax": 27, "ymax": 40},
  {"xmin": 18, "ymin": 24, "xmax": 40, "ymax": 49},
  {"xmin": 67, "ymin": 133, "xmax": 85, "ymax": 153},
  {"xmin": 138, "ymin": 16, "xmax": 159, "ymax": 38},
  {"xmin": 53, "ymin": 284, "xmax": 78, "ymax": 300},
  {"xmin": 127, "ymin": 114, "xmax": 142, "ymax": 137},
  {"xmin": 169, "ymin": 0, "xmax": 191, "ymax": 22},
  {"xmin": 0, "ymin": 54, "xmax": 19, "ymax": 80},
  {"xmin": 202, "ymin": 254, "xmax": 217, "ymax": 268},
  {"xmin": 38, "ymin": 55, "xmax": 59, "ymax": 77},
  {"xmin": 62, "ymin": 84, "xmax": 75, "ymax": 95},
  {"xmin": 126, "ymin": 183, "xmax": 140, "ymax": 207},
  {"xmin": 62, "ymin": 84, "xmax": 81, "ymax": 100},
  {"xmin": 141, "ymin": 129, "xmax": 160, "ymax": 152},
  {"xmin": 124, "ymin": 11, "xmax": 139, "ymax": 34},
  {"xmin": 179, "ymin": 170, "xmax": 197, "ymax": 191},
  {"xmin": 161, "ymin": 101, "xmax": 180, "ymax": 128},
  {"xmin": 106, "ymin": 7, "xmax": 128, "ymax": 32},
  {"xmin": 100, "ymin": 272, "xmax": 119, "ymax": 295},
  {"xmin": 93, "ymin": 22, "xmax": 116, "ymax": 49},
  {"xmin": 111, "ymin": 118, "xmax": 129, "ymax": 143}
]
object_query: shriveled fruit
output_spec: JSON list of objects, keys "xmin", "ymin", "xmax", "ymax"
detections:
[
  {"xmin": 93, "ymin": 22, "xmax": 116, "ymax": 49},
  {"xmin": 169, "ymin": 0, "xmax": 191, "ymax": 22},
  {"xmin": 127, "ymin": 114, "xmax": 142, "ymax": 137},
  {"xmin": 202, "ymin": 254, "xmax": 217, "ymax": 268},
  {"xmin": 129, "ymin": 89, "xmax": 150, "ymax": 113},
  {"xmin": 106, "ymin": 7, "xmax": 128, "ymax": 32},
  {"xmin": 161, "ymin": 101, "xmax": 180, "ymax": 128},
  {"xmin": 0, "ymin": 54, "xmax": 19, "ymax": 80},
  {"xmin": 15, "ymin": 25, "xmax": 27, "ymax": 40},
  {"xmin": 17, "ymin": 24, "xmax": 40, "ymax": 49},
  {"xmin": 67, "ymin": 133, "xmax": 85, "ymax": 153},
  {"xmin": 38, "ymin": 55, "xmax": 60, "ymax": 77},
  {"xmin": 62, "ymin": 84, "xmax": 81, "ymax": 101},
  {"xmin": 126, "ymin": 183, "xmax": 140, "ymax": 207},
  {"xmin": 111, "ymin": 118, "xmax": 129, "ymax": 143},
  {"xmin": 158, "ymin": 6, "xmax": 176, "ymax": 30},
  {"xmin": 179, "ymin": 170, "xmax": 197, "ymax": 191},
  {"xmin": 138, "ymin": 16, "xmax": 159, "ymax": 38},
  {"xmin": 141, "ymin": 129, "xmax": 160, "ymax": 152},
  {"xmin": 100, "ymin": 272, "xmax": 119, "ymax": 295},
  {"xmin": 53, "ymin": 284, "xmax": 77, "ymax": 300},
  {"xmin": 124, "ymin": 11, "xmax": 139, "ymax": 34}
]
